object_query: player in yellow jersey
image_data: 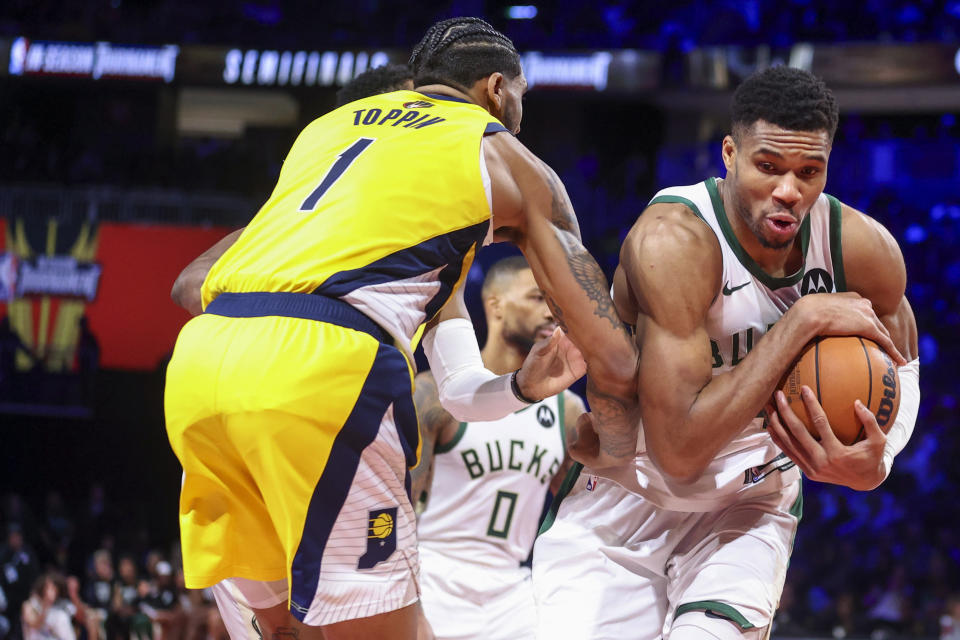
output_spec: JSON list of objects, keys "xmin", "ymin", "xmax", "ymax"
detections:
[{"xmin": 165, "ymin": 17, "xmax": 638, "ymax": 640}]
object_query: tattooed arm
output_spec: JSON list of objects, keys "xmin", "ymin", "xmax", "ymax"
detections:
[
  {"xmin": 411, "ymin": 371, "xmax": 459, "ymax": 512},
  {"xmin": 551, "ymin": 390, "xmax": 586, "ymax": 494},
  {"xmin": 482, "ymin": 133, "xmax": 638, "ymax": 466}
]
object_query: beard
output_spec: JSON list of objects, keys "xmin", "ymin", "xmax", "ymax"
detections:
[
  {"xmin": 732, "ymin": 193, "xmax": 804, "ymax": 250},
  {"xmin": 502, "ymin": 320, "xmax": 553, "ymax": 354},
  {"xmin": 503, "ymin": 328, "xmax": 536, "ymax": 354}
]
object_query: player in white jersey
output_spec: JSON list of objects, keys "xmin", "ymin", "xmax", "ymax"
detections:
[
  {"xmin": 412, "ymin": 256, "xmax": 584, "ymax": 640},
  {"xmin": 534, "ymin": 66, "xmax": 920, "ymax": 640}
]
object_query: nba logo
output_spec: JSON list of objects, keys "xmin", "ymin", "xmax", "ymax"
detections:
[
  {"xmin": 9, "ymin": 37, "xmax": 28, "ymax": 76},
  {"xmin": 0, "ymin": 253, "xmax": 17, "ymax": 302},
  {"xmin": 585, "ymin": 475, "xmax": 598, "ymax": 491}
]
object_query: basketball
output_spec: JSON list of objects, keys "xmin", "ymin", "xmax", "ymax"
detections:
[
  {"xmin": 370, "ymin": 512, "xmax": 394, "ymax": 539},
  {"xmin": 777, "ymin": 336, "xmax": 900, "ymax": 445}
]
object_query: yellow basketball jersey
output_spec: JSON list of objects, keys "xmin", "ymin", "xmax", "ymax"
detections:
[{"xmin": 202, "ymin": 90, "xmax": 507, "ymax": 353}]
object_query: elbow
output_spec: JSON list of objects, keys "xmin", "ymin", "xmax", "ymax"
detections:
[
  {"xmin": 587, "ymin": 347, "xmax": 638, "ymax": 398},
  {"xmin": 434, "ymin": 385, "xmax": 474, "ymax": 424},
  {"xmin": 655, "ymin": 455, "xmax": 706, "ymax": 485},
  {"xmin": 171, "ymin": 273, "xmax": 204, "ymax": 316},
  {"xmin": 646, "ymin": 433, "xmax": 709, "ymax": 485}
]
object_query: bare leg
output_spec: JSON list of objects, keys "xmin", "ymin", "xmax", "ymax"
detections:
[
  {"xmin": 321, "ymin": 604, "xmax": 418, "ymax": 640},
  {"xmin": 251, "ymin": 605, "xmax": 325, "ymax": 640},
  {"xmin": 252, "ymin": 603, "xmax": 419, "ymax": 640}
]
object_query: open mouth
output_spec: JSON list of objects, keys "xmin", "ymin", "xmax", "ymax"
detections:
[{"xmin": 765, "ymin": 215, "xmax": 798, "ymax": 234}]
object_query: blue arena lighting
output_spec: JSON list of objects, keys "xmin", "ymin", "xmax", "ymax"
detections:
[{"xmin": 507, "ymin": 5, "xmax": 538, "ymax": 19}]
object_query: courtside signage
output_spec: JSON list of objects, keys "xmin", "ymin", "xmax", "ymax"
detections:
[
  {"xmin": 0, "ymin": 253, "xmax": 102, "ymax": 302},
  {"xmin": 8, "ymin": 37, "xmax": 178, "ymax": 81},
  {"xmin": 222, "ymin": 48, "xmax": 390, "ymax": 87}
]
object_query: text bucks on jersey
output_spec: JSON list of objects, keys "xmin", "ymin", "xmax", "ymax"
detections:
[{"xmin": 417, "ymin": 394, "xmax": 566, "ymax": 565}]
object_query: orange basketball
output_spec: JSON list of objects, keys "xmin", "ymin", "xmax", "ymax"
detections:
[{"xmin": 777, "ymin": 336, "xmax": 900, "ymax": 445}]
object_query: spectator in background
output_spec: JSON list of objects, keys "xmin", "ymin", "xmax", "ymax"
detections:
[
  {"xmin": 138, "ymin": 561, "xmax": 182, "ymax": 640},
  {"xmin": 942, "ymin": 594, "xmax": 960, "ymax": 640},
  {"xmin": 41, "ymin": 494, "xmax": 74, "ymax": 572},
  {"xmin": 0, "ymin": 582, "xmax": 9, "ymax": 640},
  {"xmin": 82, "ymin": 551, "xmax": 112, "ymax": 640},
  {"xmin": 20, "ymin": 574, "xmax": 74, "ymax": 640},
  {"xmin": 111, "ymin": 555, "xmax": 144, "ymax": 640},
  {"xmin": 1, "ymin": 523, "xmax": 40, "ymax": 640}
]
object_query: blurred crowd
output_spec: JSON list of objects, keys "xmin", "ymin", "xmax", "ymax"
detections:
[
  {"xmin": 0, "ymin": 0, "xmax": 957, "ymax": 49},
  {"xmin": 0, "ymin": 489, "xmax": 225, "ymax": 640}
]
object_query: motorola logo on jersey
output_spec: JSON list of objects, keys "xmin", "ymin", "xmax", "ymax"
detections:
[
  {"xmin": 536, "ymin": 405, "xmax": 556, "ymax": 428},
  {"xmin": 402, "ymin": 100, "xmax": 433, "ymax": 109},
  {"xmin": 800, "ymin": 268, "xmax": 833, "ymax": 295}
]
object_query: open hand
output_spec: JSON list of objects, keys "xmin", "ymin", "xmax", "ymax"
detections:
[
  {"xmin": 766, "ymin": 386, "xmax": 887, "ymax": 490},
  {"xmin": 515, "ymin": 327, "xmax": 586, "ymax": 401}
]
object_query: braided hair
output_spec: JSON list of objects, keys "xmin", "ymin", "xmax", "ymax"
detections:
[
  {"xmin": 409, "ymin": 17, "xmax": 521, "ymax": 92},
  {"xmin": 731, "ymin": 66, "xmax": 839, "ymax": 143}
]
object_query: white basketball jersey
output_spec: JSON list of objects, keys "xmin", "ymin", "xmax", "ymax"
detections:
[
  {"xmin": 605, "ymin": 177, "xmax": 844, "ymax": 510},
  {"xmin": 418, "ymin": 394, "xmax": 567, "ymax": 568}
]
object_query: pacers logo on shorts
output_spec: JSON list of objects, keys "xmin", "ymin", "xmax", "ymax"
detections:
[{"xmin": 357, "ymin": 507, "xmax": 398, "ymax": 570}]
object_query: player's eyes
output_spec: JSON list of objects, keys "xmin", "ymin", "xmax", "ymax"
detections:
[
  {"xmin": 800, "ymin": 167, "xmax": 820, "ymax": 177},
  {"xmin": 758, "ymin": 162, "xmax": 776, "ymax": 172}
]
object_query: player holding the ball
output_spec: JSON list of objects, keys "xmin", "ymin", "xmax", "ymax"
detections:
[{"xmin": 533, "ymin": 66, "xmax": 920, "ymax": 640}]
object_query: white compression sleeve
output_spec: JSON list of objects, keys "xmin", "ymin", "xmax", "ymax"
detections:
[
  {"xmin": 421, "ymin": 318, "xmax": 528, "ymax": 422},
  {"xmin": 881, "ymin": 358, "xmax": 920, "ymax": 478}
]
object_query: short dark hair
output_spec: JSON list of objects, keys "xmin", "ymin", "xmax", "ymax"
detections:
[
  {"xmin": 731, "ymin": 66, "xmax": 839, "ymax": 143},
  {"xmin": 409, "ymin": 17, "xmax": 521, "ymax": 93},
  {"xmin": 481, "ymin": 255, "xmax": 530, "ymax": 298},
  {"xmin": 335, "ymin": 64, "xmax": 413, "ymax": 107}
]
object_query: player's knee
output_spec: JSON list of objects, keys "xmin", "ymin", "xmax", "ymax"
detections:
[{"xmin": 668, "ymin": 612, "xmax": 767, "ymax": 640}]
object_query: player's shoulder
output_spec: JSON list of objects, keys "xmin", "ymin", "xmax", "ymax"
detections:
[
  {"xmin": 621, "ymin": 192, "xmax": 721, "ymax": 274},
  {"xmin": 837, "ymin": 200, "xmax": 902, "ymax": 254},
  {"xmin": 835, "ymin": 199, "xmax": 906, "ymax": 312}
]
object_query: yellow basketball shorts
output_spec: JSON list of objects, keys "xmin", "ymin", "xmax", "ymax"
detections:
[{"xmin": 165, "ymin": 292, "xmax": 421, "ymax": 625}]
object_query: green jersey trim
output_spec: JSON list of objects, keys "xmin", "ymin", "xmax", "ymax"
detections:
[
  {"xmin": 675, "ymin": 601, "xmax": 756, "ymax": 630},
  {"xmin": 558, "ymin": 393, "xmax": 567, "ymax": 452},
  {"xmin": 435, "ymin": 422, "xmax": 467, "ymax": 454},
  {"xmin": 649, "ymin": 195, "xmax": 707, "ymax": 222},
  {"xmin": 706, "ymin": 177, "xmax": 811, "ymax": 290},
  {"xmin": 827, "ymin": 194, "xmax": 846, "ymax": 292},
  {"xmin": 538, "ymin": 461, "xmax": 582, "ymax": 536}
]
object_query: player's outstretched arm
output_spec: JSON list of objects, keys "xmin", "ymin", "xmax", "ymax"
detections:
[
  {"xmin": 170, "ymin": 228, "xmax": 244, "ymax": 315},
  {"xmin": 624, "ymin": 203, "xmax": 901, "ymax": 483},
  {"xmin": 483, "ymin": 133, "xmax": 638, "ymax": 466},
  {"xmin": 767, "ymin": 205, "xmax": 919, "ymax": 490},
  {"xmin": 422, "ymin": 287, "xmax": 585, "ymax": 423}
]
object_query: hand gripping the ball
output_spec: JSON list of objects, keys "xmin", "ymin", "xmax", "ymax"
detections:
[{"xmin": 766, "ymin": 387, "xmax": 887, "ymax": 491}]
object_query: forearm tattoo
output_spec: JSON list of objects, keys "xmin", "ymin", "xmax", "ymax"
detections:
[{"xmin": 586, "ymin": 378, "xmax": 637, "ymax": 458}]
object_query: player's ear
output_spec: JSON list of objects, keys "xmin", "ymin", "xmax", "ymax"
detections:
[
  {"xmin": 485, "ymin": 72, "xmax": 505, "ymax": 114},
  {"xmin": 485, "ymin": 294, "xmax": 504, "ymax": 320},
  {"xmin": 721, "ymin": 134, "xmax": 737, "ymax": 171}
]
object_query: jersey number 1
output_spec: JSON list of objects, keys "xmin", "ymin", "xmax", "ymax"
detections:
[{"xmin": 299, "ymin": 137, "xmax": 375, "ymax": 211}]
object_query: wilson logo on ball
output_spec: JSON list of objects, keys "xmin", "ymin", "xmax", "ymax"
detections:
[{"xmin": 875, "ymin": 354, "xmax": 898, "ymax": 428}]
